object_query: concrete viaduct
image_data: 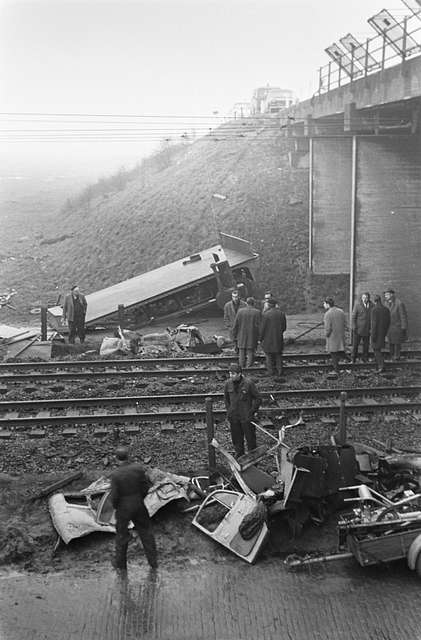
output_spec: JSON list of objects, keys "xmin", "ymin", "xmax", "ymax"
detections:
[{"xmin": 286, "ymin": 54, "xmax": 421, "ymax": 337}]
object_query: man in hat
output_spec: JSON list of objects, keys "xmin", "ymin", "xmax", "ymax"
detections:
[
  {"xmin": 232, "ymin": 297, "xmax": 261, "ymax": 368},
  {"xmin": 371, "ymin": 294, "xmax": 391, "ymax": 373},
  {"xmin": 223, "ymin": 288, "xmax": 246, "ymax": 347},
  {"xmin": 62, "ymin": 285, "xmax": 88, "ymax": 344},
  {"xmin": 384, "ymin": 288, "xmax": 408, "ymax": 361},
  {"xmin": 323, "ymin": 296, "xmax": 346, "ymax": 374},
  {"xmin": 110, "ymin": 446, "xmax": 158, "ymax": 575},
  {"xmin": 351, "ymin": 292, "xmax": 373, "ymax": 363},
  {"xmin": 260, "ymin": 297, "xmax": 287, "ymax": 377},
  {"xmin": 261, "ymin": 290, "xmax": 274, "ymax": 313},
  {"xmin": 224, "ymin": 363, "xmax": 261, "ymax": 458}
]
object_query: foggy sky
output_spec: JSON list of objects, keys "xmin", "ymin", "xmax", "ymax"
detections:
[{"xmin": 0, "ymin": 0, "xmax": 403, "ymax": 178}]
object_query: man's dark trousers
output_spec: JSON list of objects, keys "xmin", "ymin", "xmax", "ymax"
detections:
[
  {"xmin": 68, "ymin": 319, "xmax": 86, "ymax": 344},
  {"xmin": 352, "ymin": 333, "xmax": 369, "ymax": 362},
  {"xmin": 265, "ymin": 352, "xmax": 283, "ymax": 376},
  {"xmin": 229, "ymin": 417, "xmax": 256, "ymax": 458},
  {"xmin": 114, "ymin": 496, "xmax": 157, "ymax": 570}
]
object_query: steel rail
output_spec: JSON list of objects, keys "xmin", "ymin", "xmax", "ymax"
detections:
[
  {"xmin": 0, "ymin": 385, "xmax": 419, "ymax": 410},
  {"xmin": 0, "ymin": 350, "xmax": 419, "ymax": 371},
  {"xmin": 1, "ymin": 401, "xmax": 420, "ymax": 427},
  {"xmin": 1, "ymin": 360, "xmax": 420, "ymax": 382}
]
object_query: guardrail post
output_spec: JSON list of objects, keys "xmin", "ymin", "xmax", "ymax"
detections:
[
  {"xmin": 205, "ymin": 397, "xmax": 216, "ymax": 477},
  {"xmin": 327, "ymin": 61, "xmax": 332, "ymax": 91},
  {"xmin": 402, "ymin": 16, "xmax": 408, "ymax": 61},
  {"xmin": 381, "ymin": 32, "xmax": 386, "ymax": 70},
  {"xmin": 41, "ymin": 306, "xmax": 47, "ymax": 341},
  {"xmin": 318, "ymin": 66, "xmax": 323, "ymax": 94},
  {"xmin": 350, "ymin": 46, "xmax": 355, "ymax": 83},
  {"xmin": 338, "ymin": 391, "xmax": 347, "ymax": 446},
  {"xmin": 364, "ymin": 37, "xmax": 370, "ymax": 77}
]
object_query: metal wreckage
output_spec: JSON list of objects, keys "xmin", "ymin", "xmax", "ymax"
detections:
[{"xmin": 48, "ymin": 415, "xmax": 421, "ymax": 576}]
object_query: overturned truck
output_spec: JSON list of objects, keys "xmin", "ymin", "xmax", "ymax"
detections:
[{"xmin": 47, "ymin": 233, "xmax": 259, "ymax": 331}]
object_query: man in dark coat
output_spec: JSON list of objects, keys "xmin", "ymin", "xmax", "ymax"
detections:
[
  {"xmin": 232, "ymin": 297, "xmax": 261, "ymax": 368},
  {"xmin": 110, "ymin": 446, "xmax": 158, "ymax": 575},
  {"xmin": 384, "ymin": 288, "xmax": 408, "ymax": 361},
  {"xmin": 351, "ymin": 292, "xmax": 373, "ymax": 363},
  {"xmin": 223, "ymin": 289, "xmax": 246, "ymax": 344},
  {"xmin": 371, "ymin": 294, "xmax": 391, "ymax": 373},
  {"xmin": 224, "ymin": 363, "xmax": 261, "ymax": 458},
  {"xmin": 62, "ymin": 285, "xmax": 88, "ymax": 344},
  {"xmin": 260, "ymin": 298, "xmax": 287, "ymax": 377}
]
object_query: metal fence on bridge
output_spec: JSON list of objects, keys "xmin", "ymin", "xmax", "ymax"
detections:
[{"xmin": 318, "ymin": 7, "xmax": 421, "ymax": 94}]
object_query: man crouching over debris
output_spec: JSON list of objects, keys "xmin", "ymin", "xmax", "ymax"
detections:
[
  {"xmin": 110, "ymin": 446, "xmax": 158, "ymax": 575},
  {"xmin": 224, "ymin": 363, "xmax": 261, "ymax": 458}
]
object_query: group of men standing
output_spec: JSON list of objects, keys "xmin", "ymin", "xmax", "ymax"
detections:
[
  {"xmin": 323, "ymin": 288, "xmax": 408, "ymax": 374},
  {"xmin": 223, "ymin": 289, "xmax": 287, "ymax": 378}
]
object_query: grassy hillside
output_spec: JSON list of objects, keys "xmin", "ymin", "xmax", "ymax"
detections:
[{"xmin": 1, "ymin": 121, "xmax": 312, "ymax": 322}]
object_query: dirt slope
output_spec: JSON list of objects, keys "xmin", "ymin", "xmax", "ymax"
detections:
[{"xmin": 1, "ymin": 121, "xmax": 309, "ymax": 320}]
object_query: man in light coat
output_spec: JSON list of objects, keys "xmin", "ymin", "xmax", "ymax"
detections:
[
  {"xmin": 232, "ymin": 297, "xmax": 261, "ymax": 368},
  {"xmin": 62, "ymin": 285, "xmax": 88, "ymax": 344},
  {"xmin": 351, "ymin": 292, "xmax": 373, "ymax": 363},
  {"xmin": 223, "ymin": 289, "xmax": 246, "ymax": 345},
  {"xmin": 384, "ymin": 288, "xmax": 408, "ymax": 361},
  {"xmin": 323, "ymin": 296, "xmax": 346, "ymax": 373},
  {"xmin": 260, "ymin": 298, "xmax": 287, "ymax": 377}
]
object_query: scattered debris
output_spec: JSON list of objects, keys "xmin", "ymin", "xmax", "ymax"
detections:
[
  {"xmin": 30, "ymin": 471, "xmax": 83, "ymax": 502},
  {"xmin": 310, "ymin": 484, "xmax": 421, "ymax": 576},
  {"xmin": 193, "ymin": 490, "xmax": 269, "ymax": 563},
  {"xmin": 40, "ymin": 234, "xmax": 73, "ymax": 246},
  {"xmin": 99, "ymin": 326, "xmax": 141, "ymax": 357},
  {"xmin": 0, "ymin": 289, "xmax": 17, "ymax": 311},
  {"xmin": 6, "ymin": 339, "xmax": 52, "ymax": 361},
  {"xmin": 0, "ymin": 324, "xmax": 38, "ymax": 344},
  {"xmin": 48, "ymin": 468, "xmax": 193, "ymax": 545}
]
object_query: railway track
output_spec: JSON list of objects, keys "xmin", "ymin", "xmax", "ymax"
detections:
[
  {"xmin": 1, "ymin": 385, "xmax": 420, "ymax": 429},
  {"xmin": 0, "ymin": 352, "xmax": 420, "ymax": 382}
]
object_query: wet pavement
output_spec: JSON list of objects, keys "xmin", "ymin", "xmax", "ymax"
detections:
[{"xmin": 1, "ymin": 557, "xmax": 421, "ymax": 640}]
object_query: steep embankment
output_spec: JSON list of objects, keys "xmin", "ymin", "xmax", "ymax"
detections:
[{"xmin": 1, "ymin": 121, "xmax": 311, "ymax": 320}]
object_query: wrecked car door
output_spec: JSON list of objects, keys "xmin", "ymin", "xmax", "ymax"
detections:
[{"xmin": 192, "ymin": 490, "xmax": 269, "ymax": 563}]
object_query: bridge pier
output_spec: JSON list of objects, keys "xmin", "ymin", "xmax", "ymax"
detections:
[{"xmin": 309, "ymin": 130, "xmax": 421, "ymax": 336}]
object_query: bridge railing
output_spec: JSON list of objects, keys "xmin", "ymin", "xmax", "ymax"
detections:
[{"xmin": 317, "ymin": 12, "xmax": 421, "ymax": 95}]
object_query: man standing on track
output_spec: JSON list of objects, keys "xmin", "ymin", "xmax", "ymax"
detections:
[
  {"xmin": 224, "ymin": 363, "xmax": 261, "ymax": 458},
  {"xmin": 224, "ymin": 288, "xmax": 246, "ymax": 349},
  {"xmin": 371, "ymin": 294, "xmax": 390, "ymax": 373},
  {"xmin": 384, "ymin": 288, "xmax": 408, "ymax": 361},
  {"xmin": 323, "ymin": 296, "xmax": 346, "ymax": 374},
  {"xmin": 232, "ymin": 297, "xmax": 261, "ymax": 368},
  {"xmin": 260, "ymin": 297, "xmax": 287, "ymax": 378},
  {"xmin": 62, "ymin": 285, "xmax": 88, "ymax": 344},
  {"xmin": 110, "ymin": 446, "xmax": 158, "ymax": 576},
  {"xmin": 351, "ymin": 292, "xmax": 373, "ymax": 363}
]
